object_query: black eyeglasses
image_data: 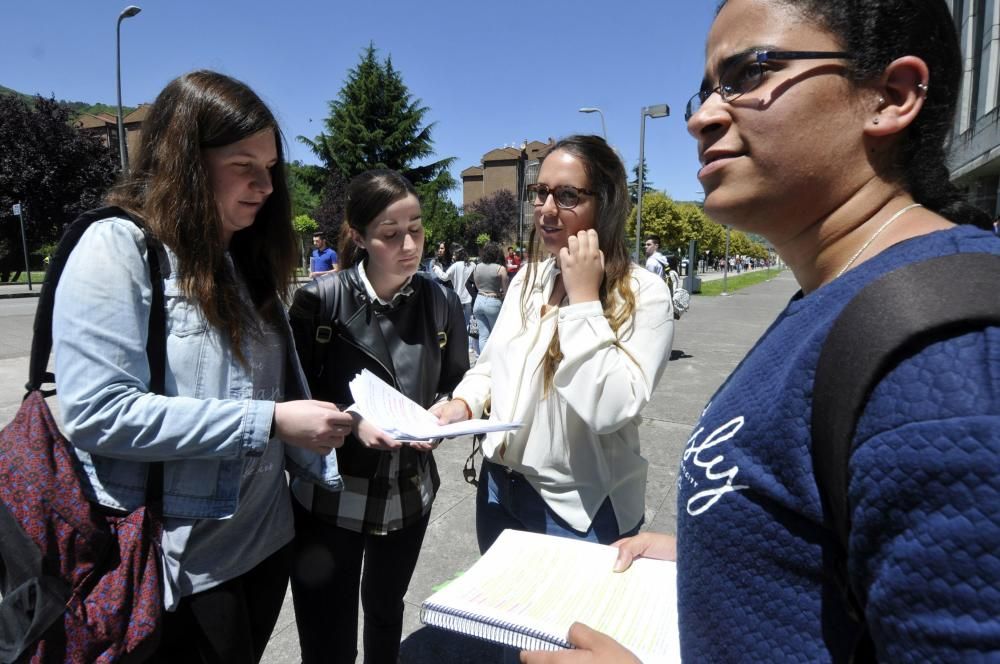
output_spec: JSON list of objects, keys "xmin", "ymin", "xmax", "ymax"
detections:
[
  {"xmin": 526, "ymin": 183, "xmax": 596, "ymax": 210},
  {"xmin": 685, "ymin": 50, "xmax": 854, "ymax": 120}
]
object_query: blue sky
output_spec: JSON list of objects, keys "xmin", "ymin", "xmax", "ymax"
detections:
[{"xmin": 3, "ymin": 0, "xmax": 718, "ymax": 205}]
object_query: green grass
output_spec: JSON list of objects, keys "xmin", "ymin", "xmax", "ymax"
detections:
[
  {"xmin": 2, "ymin": 271, "xmax": 46, "ymax": 285},
  {"xmin": 699, "ymin": 268, "xmax": 784, "ymax": 296}
]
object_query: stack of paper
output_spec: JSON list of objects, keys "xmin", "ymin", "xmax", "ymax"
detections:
[{"xmin": 348, "ymin": 369, "xmax": 520, "ymax": 441}]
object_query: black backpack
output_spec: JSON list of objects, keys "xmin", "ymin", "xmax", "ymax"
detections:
[{"xmin": 811, "ymin": 252, "xmax": 1000, "ymax": 662}]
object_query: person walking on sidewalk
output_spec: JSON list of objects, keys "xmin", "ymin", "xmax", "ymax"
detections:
[
  {"xmin": 309, "ymin": 232, "xmax": 338, "ymax": 278},
  {"xmin": 432, "ymin": 135, "xmax": 673, "ymax": 553},
  {"xmin": 472, "ymin": 241, "xmax": 509, "ymax": 354},
  {"xmin": 642, "ymin": 235, "xmax": 669, "ymax": 278},
  {"xmin": 524, "ymin": 0, "xmax": 1000, "ymax": 662},
  {"xmin": 53, "ymin": 70, "xmax": 352, "ymax": 664},
  {"xmin": 287, "ymin": 169, "xmax": 469, "ymax": 664}
]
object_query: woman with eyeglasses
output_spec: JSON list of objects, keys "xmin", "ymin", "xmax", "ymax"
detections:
[
  {"xmin": 523, "ymin": 1, "xmax": 1000, "ymax": 663},
  {"xmin": 432, "ymin": 135, "xmax": 673, "ymax": 554}
]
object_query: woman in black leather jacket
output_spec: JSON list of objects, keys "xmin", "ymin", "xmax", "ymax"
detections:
[{"xmin": 287, "ymin": 170, "xmax": 468, "ymax": 664}]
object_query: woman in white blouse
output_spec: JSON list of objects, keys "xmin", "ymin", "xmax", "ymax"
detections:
[{"xmin": 433, "ymin": 135, "xmax": 673, "ymax": 552}]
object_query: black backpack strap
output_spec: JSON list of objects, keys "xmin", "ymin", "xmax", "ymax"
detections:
[
  {"xmin": 812, "ymin": 252, "xmax": 1000, "ymax": 656},
  {"xmin": 25, "ymin": 205, "xmax": 167, "ymax": 501},
  {"xmin": 431, "ymin": 278, "xmax": 451, "ymax": 349},
  {"xmin": 143, "ymin": 233, "xmax": 166, "ymax": 503},
  {"xmin": 27, "ymin": 206, "xmax": 131, "ymax": 393},
  {"xmin": 310, "ymin": 273, "xmax": 339, "ymax": 383}
]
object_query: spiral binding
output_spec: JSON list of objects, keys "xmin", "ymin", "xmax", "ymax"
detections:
[{"xmin": 420, "ymin": 602, "xmax": 573, "ymax": 651}]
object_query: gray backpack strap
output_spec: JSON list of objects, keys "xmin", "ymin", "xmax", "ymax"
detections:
[{"xmin": 811, "ymin": 252, "xmax": 1000, "ymax": 661}]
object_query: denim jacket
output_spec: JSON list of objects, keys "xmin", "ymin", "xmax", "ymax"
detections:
[{"xmin": 52, "ymin": 216, "xmax": 342, "ymax": 519}]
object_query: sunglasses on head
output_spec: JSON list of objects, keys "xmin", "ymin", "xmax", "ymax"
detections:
[{"xmin": 526, "ymin": 183, "xmax": 596, "ymax": 210}]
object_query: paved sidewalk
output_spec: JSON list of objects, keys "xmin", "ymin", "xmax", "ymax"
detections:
[
  {"xmin": 0, "ymin": 282, "xmax": 42, "ymax": 299},
  {"xmin": 261, "ymin": 269, "xmax": 801, "ymax": 663}
]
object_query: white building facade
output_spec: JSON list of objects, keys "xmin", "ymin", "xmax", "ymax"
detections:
[{"xmin": 949, "ymin": 0, "xmax": 1000, "ymax": 216}]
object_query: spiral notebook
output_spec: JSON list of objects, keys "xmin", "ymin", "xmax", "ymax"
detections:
[{"xmin": 419, "ymin": 529, "xmax": 680, "ymax": 663}]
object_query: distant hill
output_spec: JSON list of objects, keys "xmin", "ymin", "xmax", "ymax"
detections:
[{"xmin": 0, "ymin": 84, "xmax": 136, "ymax": 118}]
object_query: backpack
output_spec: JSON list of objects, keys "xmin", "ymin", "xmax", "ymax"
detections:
[
  {"xmin": 666, "ymin": 269, "xmax": 689, "ymax": 319},
  {"xmin": 0, "ymin": 207, "xmax": 166, "ymax": 663},
  {"xmin": 811, "ymin": 252, "xmax": 1000, "ymax": 662}
]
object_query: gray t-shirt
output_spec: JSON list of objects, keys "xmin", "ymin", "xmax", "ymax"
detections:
[
  {"xmin": 161, "ymin": 305, "xmax": 293, "ymax": 599},
  {"xmin": 473, "ymin": 262, "xmax": 504, "ymax": 296}
]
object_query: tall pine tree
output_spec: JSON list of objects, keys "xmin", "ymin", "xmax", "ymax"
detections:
[
  {"xmin": 301, "ymin": 44, "xmax": 453, "ymax": 186},
  {"xmin": 628, "ymin": 158, "xmax": 654, "ymax": 206}
]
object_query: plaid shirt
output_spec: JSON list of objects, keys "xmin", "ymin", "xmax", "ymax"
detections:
[{"xmin": 310, "ymin": 449, "xmax": 439, "ymax": 535}]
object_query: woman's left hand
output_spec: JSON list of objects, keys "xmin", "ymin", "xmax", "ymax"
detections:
[{"xmin": 560, "ymin": 229, "xmax": 604, "ymax": 305}]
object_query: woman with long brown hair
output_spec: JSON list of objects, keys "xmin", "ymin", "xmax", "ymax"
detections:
[
  {"xmin": 287, "ymin": 169, "xmax": 469, "ymax": 664},
  {"xmin": 433, "ymin": 135, "xmax": 673, "ymax": 552},
  {"xmin": 52, "ymin": 70, "xmax": 352, "ymax": 663}
]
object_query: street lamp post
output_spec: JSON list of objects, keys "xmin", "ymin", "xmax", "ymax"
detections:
[
  {"xmin": 634, "ymin": 104, "xmax": 669, "ymax": 261},
  {"xmin": 578, "ymin": 107, "xmax": 607, "ymax": 140},
  {"xmin": 722, "ymin": 226, "xmax": 731, "ymax": 296},
  {"xmin": 116, "ymin": 5, "xmax": 142, "ymax": 173}
]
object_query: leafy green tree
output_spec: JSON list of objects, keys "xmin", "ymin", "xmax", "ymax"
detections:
[
  {"xmin": 626, "ymin": 191, "xmax": 769, "ymax": 264},
  {"xmin": 301, "ymin": 43, "xmax": 453, "ymax": 186},
  {"xmin": 312, "ymin": 170, "xmax": 350, "ymax": 241},
  {"xmin": 627, "ymin": 191, "xmax": 689, "ymax": 253},
  {"xmin": 465, "ymin": 189, "xmax": 518, "ymax": 247},
  {"xmin": 416, "ymin": 171, "xmax": 463, "ymax": 249},
  {"xmin": 292, "ymin": 214, "xmax": 319, "ymax": 235},
  {"xmin": 287, "ymin": 161, "xmax": 324, "ymax": 218},
  {"xmin": 0, "ymin": 94, "xmax": 116, "ymax": 281}
]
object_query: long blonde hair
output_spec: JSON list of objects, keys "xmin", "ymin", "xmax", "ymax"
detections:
[{"xmin": 519, "ymin": 135, "xmax": 637, "ymax": 394}]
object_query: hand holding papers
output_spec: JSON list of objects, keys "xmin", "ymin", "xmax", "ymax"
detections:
[{"xmin": 348, "ymin": 370, "xmax": 520, "ymax": 442}]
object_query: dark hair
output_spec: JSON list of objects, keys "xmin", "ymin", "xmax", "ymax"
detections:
[
  {"xmin": 435, "ymin": 241, "xmax": 452, "ymax": 266},
  {"xmin": 337, "ymin": 169, "xmax": 418, "ymax": 269},
  {"xmin": 645, "ymin": 235, "xmax": 661, "ymax": 246},
  {"xmin": 480, "ymin": 242, "xmax": 504, "ymax": 265},
  {"xmin": 452, "ymin": 243, "xmax": 469, "ymax": 264},
  {"xmin": 719, "ymin": 0, "xmax": 989, "ymax": 228},
  {"xmin": 522, "ymin": 134, "xmax": 636, "ymax": 392},
  {"xmin": 313, "ymin": 232, "xmax": 324, "ymax": 239},
  {"xmin": 107, "ymin": 70, "xmax": 296, "ymax": 363}
]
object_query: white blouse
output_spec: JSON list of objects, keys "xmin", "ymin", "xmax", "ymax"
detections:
[{"xmin": 452, "ymin": 258, "xmax": 674, "ymax": 532}]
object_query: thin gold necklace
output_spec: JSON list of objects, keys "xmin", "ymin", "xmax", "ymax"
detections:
[{"xmin": 835, "ymin": 203, "xmax": 923, "ymax": 278}]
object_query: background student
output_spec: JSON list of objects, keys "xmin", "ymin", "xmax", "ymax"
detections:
[{"xmin": 309, "ymin": 231, "xmax": 338, "ymax": 278}]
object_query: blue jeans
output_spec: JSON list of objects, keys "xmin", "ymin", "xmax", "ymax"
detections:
[
  {"xmin": 472, "ymin": 295, "xmax": 502, "ymax": 354},
  {"xmin": 475, "ymin": 460, "xmax": 642, "ymax": 554}
]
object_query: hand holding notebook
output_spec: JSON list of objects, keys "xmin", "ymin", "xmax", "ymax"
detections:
[{"xmin": 420, "ymin": 529, "xmax": 680, "ymax": 663}]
